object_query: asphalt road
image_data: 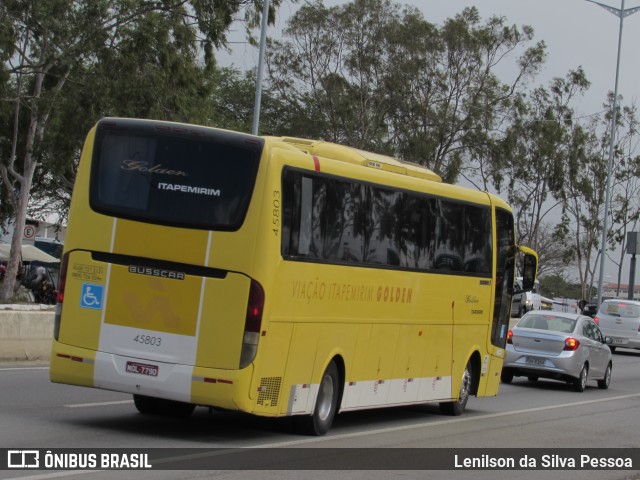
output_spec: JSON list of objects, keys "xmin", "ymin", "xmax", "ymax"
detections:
[{"xmin": 1, "ymin": 350, "xmax": 640, "ymax": 480}]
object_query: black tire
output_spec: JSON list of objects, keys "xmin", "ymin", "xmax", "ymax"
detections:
[
  {"xmin": 527, "ymin": 375, "xmax": 539, "ymax": 382},
  {"xmin": 597, "ymin": 363, "xmax": 612, "ymax": 390},
  {"xmin": 440, "ymin": 361, "xmax": 472, "ymax": 416},
  {"xmin": 609, "ymin": 346, "xmax": 617, "ymax": 353},
  {"xmin": 573, "ymin": 364, "xmax": 588, "ymax": 392},
  {"xmin": 500, "ymin": 369, "xmax": 514, "ymax": 384},
  {"xmin": 133, "ymin": 394, "xmax": 195, "ymax": 418},
  {"xmin": 294, "ymin": 361, "xmax": 340, "ymax": 436}
]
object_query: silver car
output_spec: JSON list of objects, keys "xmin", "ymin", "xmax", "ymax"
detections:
[
  {"xmin": 595, "ymin": 299, "xmax": 640, "ymax": 352},
  {"xmin": 501, "ymin": 312, "xmax": 612, "ymax": 392}
]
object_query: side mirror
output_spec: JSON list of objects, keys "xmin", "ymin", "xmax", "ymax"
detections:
[{"xmin": 517, "ymin": 246, "xmax": 538, "ymax": 292}]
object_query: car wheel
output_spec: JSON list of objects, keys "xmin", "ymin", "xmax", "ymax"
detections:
[
  {"xmin": 573, "ymin": 364, "xmax": 588, "ymax": 392},
  {"xmin": 609, "ymin": 346, "xmax": 617, "ymax": 353},
  {"xmin": 294, "ymin": 361, "xmax": 340, "ymax": 436},
  {"xmin": 597, "ymin": 363, "xmax": 612, "ymax": 390},
  {"xmin": 527, "ymin": 375, "xmax": 539, "ymax": 382},
  {"xmin": 500, "ymin": 369, "xmax": 513, "ymax": 384},
  {"xmin": 441, "ymin": 362, "xmax": 472, "ymax": 415},
  {"xmin": 133, "ymin": 394, "xmax": 195, "ymax": 417}
]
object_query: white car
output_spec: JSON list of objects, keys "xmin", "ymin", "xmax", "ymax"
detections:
[{"xmin": 595, "ymin": 299, "xmax": 640, "ymax": 352}]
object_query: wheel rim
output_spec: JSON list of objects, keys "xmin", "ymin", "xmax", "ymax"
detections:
[
  {"xmin": 458, "ymin": 366, "xmax": 471, "ymax": 404},
  {"xmin": 317, "ymin": 373, "xmax": 335, "ymax": 422},
  {"xmin": 604, "ymin": 365, "xmax": 611, "ymax": 386},
  {"xmin": 580, "ymin": 367, "xmax": 587, "ymax": 389}
]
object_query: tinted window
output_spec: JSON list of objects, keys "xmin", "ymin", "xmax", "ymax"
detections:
[
  {"xmin": 90, "ymin": 120, "xmax": 263, "ymax": 230},
  {"xmin": 282, "ymin": 168, "xmax": 492, "ymax": 275},
  {"xmin": 520, "ymin": 314, "xmax": 577, "ymax": 333}
]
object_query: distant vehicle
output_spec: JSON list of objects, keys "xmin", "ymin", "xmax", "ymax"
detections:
[
  {"xmin": 582, "ymin": 298, "xmax": 599, "ymax": 318},
  {"xmin": 540, "ymin": 297, "xmax": 554, "ymax": 310},
  {"xmin": 595, "ymin": 299, "xmax": 640, "ymax": 353},
  {"xmin": 583, "ymin": 296, "xmax": 613, "ymax": 319},
  {"xmin": 34, "ymin": 237, "xmax": 63, "ymax": 259},
  {"xmin": 501, "ymin": 312, "xmax": 612, "ymax": 392},
  {"xmin": 511, "ymin": 278, "xmax": 552, "ymax": 317}
]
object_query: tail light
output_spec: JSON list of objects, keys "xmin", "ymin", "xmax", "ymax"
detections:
[
  {"xmin": 506, "ymin": 330, "xmax": 513, "ymax": 344},
  {"xmin": 239, "ymin": 280, "xmax": 264, "ymax": 369},
  {"xmin": 593, "ymin": 316, "xmax": 599, "ymax": 324},
  {"xmin": 54, "ymin": 253, "xmax": 69, "ymax": 341},
  {"xmin": 563, "ymin": 337, "xmax": 580, "ymax": 351}
]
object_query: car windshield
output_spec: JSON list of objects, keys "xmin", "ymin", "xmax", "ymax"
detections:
[
  {"xmin": 600, "ymin": 301, "xmax": 640, "ymax": 318},
  {"xmin": 519, "ymin": 314, "xmax": 576, "ymax": 333}
]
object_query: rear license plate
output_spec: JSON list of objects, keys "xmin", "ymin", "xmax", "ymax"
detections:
[
  {"xmin": 526, "ymin": 357, "xmax": 545, "ymax": 366},
  {"xmin": 126, "ymin": 361, "xmax": 158, "ymax": 377}
]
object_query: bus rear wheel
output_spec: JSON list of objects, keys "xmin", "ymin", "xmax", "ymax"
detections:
[
  {"xmin": 133, "ymin": 394, "xmax": 195, "ymax": 418},
  {"xmin": 294, "ymin": 361, "xmax": 340, "ymax": 436},
  {"xmin": 440, "ymin": 362, "xmax": 472, "ymax": 416}
]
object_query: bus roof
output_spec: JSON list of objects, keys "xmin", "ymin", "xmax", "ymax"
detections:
[
  {"xmin": 271, "ymin": 137, "xmax": 442, "ymax": 183},
  {"xmin": 266, "ymin": 136, "xmax": 512, "ymax": 211}
]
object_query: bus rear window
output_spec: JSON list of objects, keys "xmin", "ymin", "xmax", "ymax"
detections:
[{"xmin": 90, "ymin": 120, "xmax": 263, "ymax": 230}]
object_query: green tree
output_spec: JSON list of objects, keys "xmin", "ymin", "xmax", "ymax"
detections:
[
  {"xmin": 267, "ymin": 0, "xmax": 545, "ymax": 182},
  {"xmin": 268, "ymin": 0, "xmax": 399, "ymax": 152},
  {"xmin": 539, "ymin": 273, "xmax": 589, "ymax": 301},
  {"xmin": 0, "ymin": 0, "xmax": 280, "ymax": 301},
  {"xmin": 554, "ymin": 116, "xmax": 607, "ymax": 300},
  {"xmin": 385, "ymin": 7, "xmax": 545, "ymax": 183},
  {"xmin": 496, "ymin": 69, "xmax": 591, "ymax": 288},
  {"xmin": 605, "ymin": 100, "xmax": 640, "ymax": 295},
  {"xmin": 208, "ymin": 67, "xmax": 290, "ymax": 135}
]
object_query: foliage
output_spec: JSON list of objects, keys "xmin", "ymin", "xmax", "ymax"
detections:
[
  {"xmin": 267, "ymin": 0, "xmax": 545, "ymax": 182},
  {"xmin": 494, "ymin": 69, "xmax": 598, "ymax": 295},
  {"xmin": 539, "ymin": 273, "xmax": 593, "ymax": 301},
  {"xmin": 0, "ymin": 0, "xmax": 281, "ymax": 301},
  {"xmin": 1, "ymin": 0, "xmax": 639, "ymax": 303},
  {"xmin": 208, "ymin": 67, "xmax": 292, "ymax": 135}
]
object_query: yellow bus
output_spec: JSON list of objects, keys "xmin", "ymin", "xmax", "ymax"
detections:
[{"xmin": 50, "ymin": 118, "xmax": 537, "ymax": 435}]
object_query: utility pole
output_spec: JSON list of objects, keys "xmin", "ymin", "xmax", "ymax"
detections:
[
  {"xmin": 252, "ymin": 0, "xmax": 271, "ymax": 136},
  {"xmin": 586, "ymin": 0, "xmax": 640, "ymax": 306}
]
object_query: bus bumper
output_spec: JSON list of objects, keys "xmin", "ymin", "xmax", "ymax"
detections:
[{"xmin": 50, "ymin": 340, "xmax": 255, "ymax": 413}]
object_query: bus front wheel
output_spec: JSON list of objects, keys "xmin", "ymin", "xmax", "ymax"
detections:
[
  {"xmin": 294, "ymin": 361, "xmax": 340, "ymax": 436},
  {"xmin": 440, "ymin": 362, "xmax": 472, "ymax": 416}
]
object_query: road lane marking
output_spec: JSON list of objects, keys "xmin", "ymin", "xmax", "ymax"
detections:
[
  {"xmin": 64, "ymin": 400, "xmax": 133, "ymax": 408},
  {"xmin": 3, "ymin": 392, "xmax": 640, "ymax": 480},
  {"xmin": 257, "ymin": 392, "xmax": 640, "ymax": 447},
  {"xmin": 0, "ymin": 367, "xmax": 49, "ymax": 371}
]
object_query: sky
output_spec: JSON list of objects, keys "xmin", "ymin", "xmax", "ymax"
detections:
[{"xmin": 218, "ymin": 0, "xmax": 640, "ymax": 285}]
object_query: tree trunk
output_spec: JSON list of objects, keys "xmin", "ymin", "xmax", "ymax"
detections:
[
  {"xmin": 0, "ymin": 163, "xmax": 35, "ymax": 301},
  {"xmin": 0, "ymin": 66, "xmax": 43, "ymax": 302}
]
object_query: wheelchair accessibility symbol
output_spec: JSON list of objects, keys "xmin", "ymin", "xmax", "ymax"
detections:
[{"xmin": 80, "ymin": 283, "xmax": 104, "ymax": 310}]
